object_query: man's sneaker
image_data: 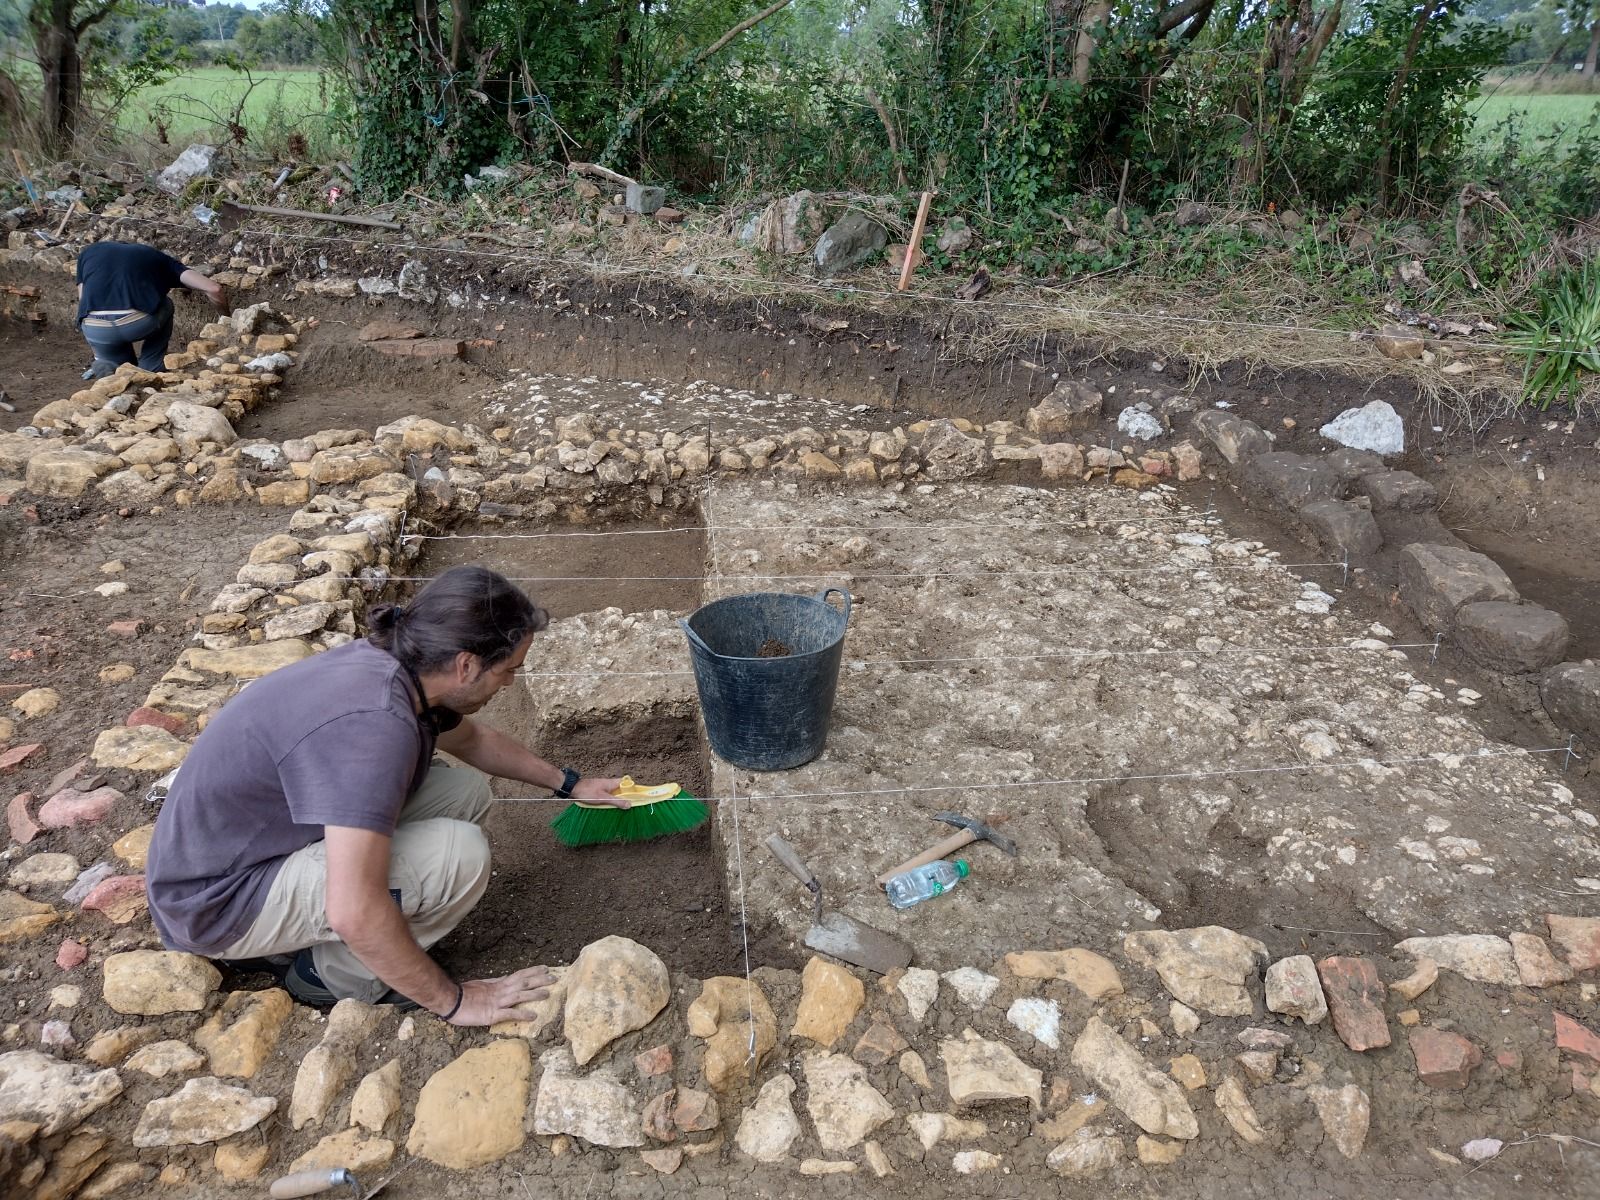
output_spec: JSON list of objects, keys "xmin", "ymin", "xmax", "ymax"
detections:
[
  {"xmin": 215, "ymin": 953, "xmax": 293, "ymax": 976},
  {"xmin": 283, "ymin": 948, "xmax": 422, "ymax": 1012},
  {"xmin": 283, "ymin": 948, "xmax": 338, "ymax": 1008}
]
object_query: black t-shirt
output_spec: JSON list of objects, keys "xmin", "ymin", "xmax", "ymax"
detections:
[{"xmin": 76, "ymin": 241, "xmax": 188, "ymax": 321}]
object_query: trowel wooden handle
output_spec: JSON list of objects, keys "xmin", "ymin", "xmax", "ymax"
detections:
[
  {"xmin": 876, "ymin": 828, "xmax": 977, "ymax": 887},
  {"xmin": 765, "ymin": 835, "xmax": 819, "ymax": 891},
  {"xmin": 269, "ymin": 1168, "xmax": 355, "ymax": 1199}
]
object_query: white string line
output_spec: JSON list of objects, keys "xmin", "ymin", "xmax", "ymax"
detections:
[
  {"xmin": 507, "ymin": 745, "xmax": 1567, "ymax": 807},
  {"xmin": 405, "ymin": 511, "xmax": 1220, "ymax": 541},
  {"xmin": 103, "ymin": 212, "xmax": 1516, "ymax": 353},
  {"xmin": 319, "ymin": 559, "xmax": 1347, "ymax": 587},
  {"xmin": 10, "ymin": 553, "xmax": 1337, "ymax": 603},
  {"xmin": 516, "ymin": 641, "xmax": 1438, "ymax": 679},
  {"xmin": 702, "ymin": 490, "xmax": 758, "ymax": 1061}
]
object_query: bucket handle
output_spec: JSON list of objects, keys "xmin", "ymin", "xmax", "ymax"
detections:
[
  {"xmin": 816, "ymin": 587, "xmax": 852, "ymax": 625},
  {"xmin": 678, "ymin": 616, "xmax": 713, "ymax": 658}
]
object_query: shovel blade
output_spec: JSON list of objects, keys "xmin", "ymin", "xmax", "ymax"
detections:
[{"xmin": 804, "ymin": 912, "xmax": 912, "ymax": 974}]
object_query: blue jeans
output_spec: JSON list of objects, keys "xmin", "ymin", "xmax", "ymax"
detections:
[{"xmin": 81, "ymin": 297, "xmax": 175, "ymax": 376}]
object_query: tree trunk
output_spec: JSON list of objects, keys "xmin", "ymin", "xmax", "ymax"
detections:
[
  {"xmin": 449, "ymin": 0, "xmax": 473, "ymax": 73},
  {"xmin": 1585, "ymin": 18, "xmax": 1599, "ymax": 75},
  {"xmin": 1072, "ymin": 0, "xmax": 1111, "ymax": 86},
  {"xmin": 1375, "ymin": 0, "xmax": 1441, "ymax": 209},
  {"xmin": 31, "ymin": 0, "xmax": 81, "ymax": 151}
]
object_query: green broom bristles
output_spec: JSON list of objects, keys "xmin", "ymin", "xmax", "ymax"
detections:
[{"xmin": 551, "ymin": 788, "xmax": 708, "ymax": 847}]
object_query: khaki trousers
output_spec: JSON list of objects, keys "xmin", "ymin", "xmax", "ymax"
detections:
[{"xmin": 222, "ymin": 762, "xmax": 492, "ymax": 1003}]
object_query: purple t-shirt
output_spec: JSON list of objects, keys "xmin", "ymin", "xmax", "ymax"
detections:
[{"xmin": 147, "ymin": 639, "xmax": 436, "ymax": 954}]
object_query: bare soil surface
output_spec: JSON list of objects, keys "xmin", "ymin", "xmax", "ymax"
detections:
[
  {"xmin": 1, "ymin": 251, "xmax": 1597, "ymax": 1199},
  {"xmin": 0, "ymin": 296, "xmax": 225, "ymax": 434},
  {"xmin": 0, "ymin": 501, "xmax": 288, "ymax": 792},
  {"xmin": 0, "ymin": 321, "xmax": 92, "ymax": 434}
]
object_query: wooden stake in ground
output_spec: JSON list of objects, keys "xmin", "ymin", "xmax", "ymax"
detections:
[
  {"xmin": 50, "ymin": 198, "xmax": 86, "ymax": 239},
  {"xmin": 898, "ymin": 190, "xmax": 935, "ymax": 293}
]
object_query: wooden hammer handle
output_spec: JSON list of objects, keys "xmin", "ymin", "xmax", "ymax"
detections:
[{"xmin": 876, "ymin": 827, "xmax": 977, "ymax": 887}]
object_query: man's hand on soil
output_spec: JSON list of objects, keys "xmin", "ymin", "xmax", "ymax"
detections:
[
  {"xmin": 573, "ymin": 776, "xmax": 629, "ymax": 808},
  {"xmin": 448, "ymin": 966, "xmax": 557, "ymax": 1027}
]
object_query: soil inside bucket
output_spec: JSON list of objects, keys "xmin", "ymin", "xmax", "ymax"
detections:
[{"xmin": 756, "ymin": 637, "xmax": 792, "ymax": 658}]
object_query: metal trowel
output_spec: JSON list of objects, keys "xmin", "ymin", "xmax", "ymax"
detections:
[{"xmin": 765, "ymin": 835, "xmax": 913, "ymax": 974}]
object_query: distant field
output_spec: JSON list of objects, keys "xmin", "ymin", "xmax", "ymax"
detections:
[
  {"xmin": 1471, "ymin": 91, "xmax": 1600, "ymax": 143},
  {"xmin": 113, "ymin": 67, "xmax": 336, "ymax": 152}
]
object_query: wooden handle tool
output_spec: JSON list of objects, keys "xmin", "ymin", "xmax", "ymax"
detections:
[{"xmin": 875, "ymin": 826, "xmax": 978, "ymax": 887}]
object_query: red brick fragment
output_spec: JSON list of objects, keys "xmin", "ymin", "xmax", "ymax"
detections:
[
  {"xmin": 82, "ymin": 875, "xmax": 147, "ymax": 924},
  {"xmin": 1409, "ymin": 1027, "xmax": 1482, "ymax": 1090},
  {"xmin": 126, "ymin": 707, "xmax": 185, "ymax": 735},
  {"xmin": 634, "ymin": 1045, "xmax": 674, "ymax": 1078},
  {"xmin": 368, "ymin": 337, "xmax": 463, "ymax": 361},
  {"xmin": 357, "ymin": 321, "xmax": 422, "ymax": 342},
  {"xmin": 106, "ymin": 619, "xmax": 145, "ymax": 638},
  {"xmin": 1316, "ymin": 956, "xmax": 1391, "ymax": 1052},
  {"xmin": 37, "ymin": 785, "xmax": 121, "ymax": 830},
  {"xmin": 1139, "ymin": 456, "xmax": 1172, "ymax": 478},
  {"xmin": 56, "ymin": 938, "xmax": 88, "ymax": 970},
  {"xmin": 1554, "ymin": 1012, "xmax": 1600, "ymax": 1067},
  {"xmin": 0, "ymin": 743, "xmax": 43, "ymax": 772},
  {"xmin": 1495, "ymin": 1049, "xmax": 1522, "ymax": 1071},
  {"xmin": 6, "ymin": 791, "xmax": 40, "ymax": 844}
]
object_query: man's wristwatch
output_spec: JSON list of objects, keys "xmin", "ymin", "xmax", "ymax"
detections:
[{"xmin": 552, "ymin": 767, "xmax": 580, "ymax": 800}]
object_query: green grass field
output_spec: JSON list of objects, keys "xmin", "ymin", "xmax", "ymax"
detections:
[
  {"xmin": 1471, "ymin": 92, "xmax": 1600, "ymax": 143},
  {"xmin": 113, "ymin": 66, "xmax": 336, "ymax": 152}
]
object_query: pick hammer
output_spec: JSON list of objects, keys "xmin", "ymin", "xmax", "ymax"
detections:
[{"xmin": 875, "ymin": 811, "xmax": 1018, "ymax": 887}]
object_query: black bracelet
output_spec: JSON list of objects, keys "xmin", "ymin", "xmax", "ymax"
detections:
[
  {"xmin": 552, "ymin": 766, "xmax": 580, "ymax": 800},
  {"xmin": 440, "ymin": 980, "xmax": 464, "ymax": 1021}
]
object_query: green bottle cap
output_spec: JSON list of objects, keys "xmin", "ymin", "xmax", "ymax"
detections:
[{"xmin": 954, "ymin": 859, "xmax": 970, "ymax": 878}]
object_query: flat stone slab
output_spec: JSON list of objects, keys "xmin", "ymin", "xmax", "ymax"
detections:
[
  {"xmin": 1453, "ymin": 602, "xmax": 1569, "ymax": 674},
  {"xmin": 1542, "ymin": 663, "xmax": 1600, "ymax": 744},
  {"xmin": 368, "ymin": 337, "xmax": 464, "ymax": 361},
  {"xmin": 695, "ymin": 480, "xmax": 1596, "ymax": 964},
  {"xmin": 1398, "ymin": 544, "xmax": 1518, "ymax": 632},
  {"xmin": 517, "ymin": 608, "xmax": 697, "ymax": 734},
  {"xmin": 1240, "ymin": 452, "xmax": 1342, "ymax": 512},
  {"xmin": 1355, "ymin": 470, "xmax": 1437, "ymax": 512},
  {"xmin": 1298, "ymin": 500, "xmax": 1382, "ymax": 560}
]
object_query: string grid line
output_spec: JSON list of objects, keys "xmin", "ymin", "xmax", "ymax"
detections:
[{"xmin": 503, "ymin": 744, "xmax": 1569, "ymax": 808}]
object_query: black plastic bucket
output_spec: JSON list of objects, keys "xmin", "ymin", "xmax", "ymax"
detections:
[{"xmin": 680, "ymin": 587, "xmax": 852, "ymax": 771}]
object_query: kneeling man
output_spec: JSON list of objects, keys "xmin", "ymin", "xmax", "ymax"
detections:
[{"xmin": 147, "ymin": 565, "xmax": 628, "ymax": 1026}]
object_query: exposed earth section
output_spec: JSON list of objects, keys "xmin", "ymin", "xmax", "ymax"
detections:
[{"xmin": 0, "ymin": 244, "xmax": 1595, "ymax": 1200}]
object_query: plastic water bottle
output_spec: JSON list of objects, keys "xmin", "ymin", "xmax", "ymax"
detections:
[{"xmin": 885, "ymin": 860, "xmax": 970, "ymax": 909}]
